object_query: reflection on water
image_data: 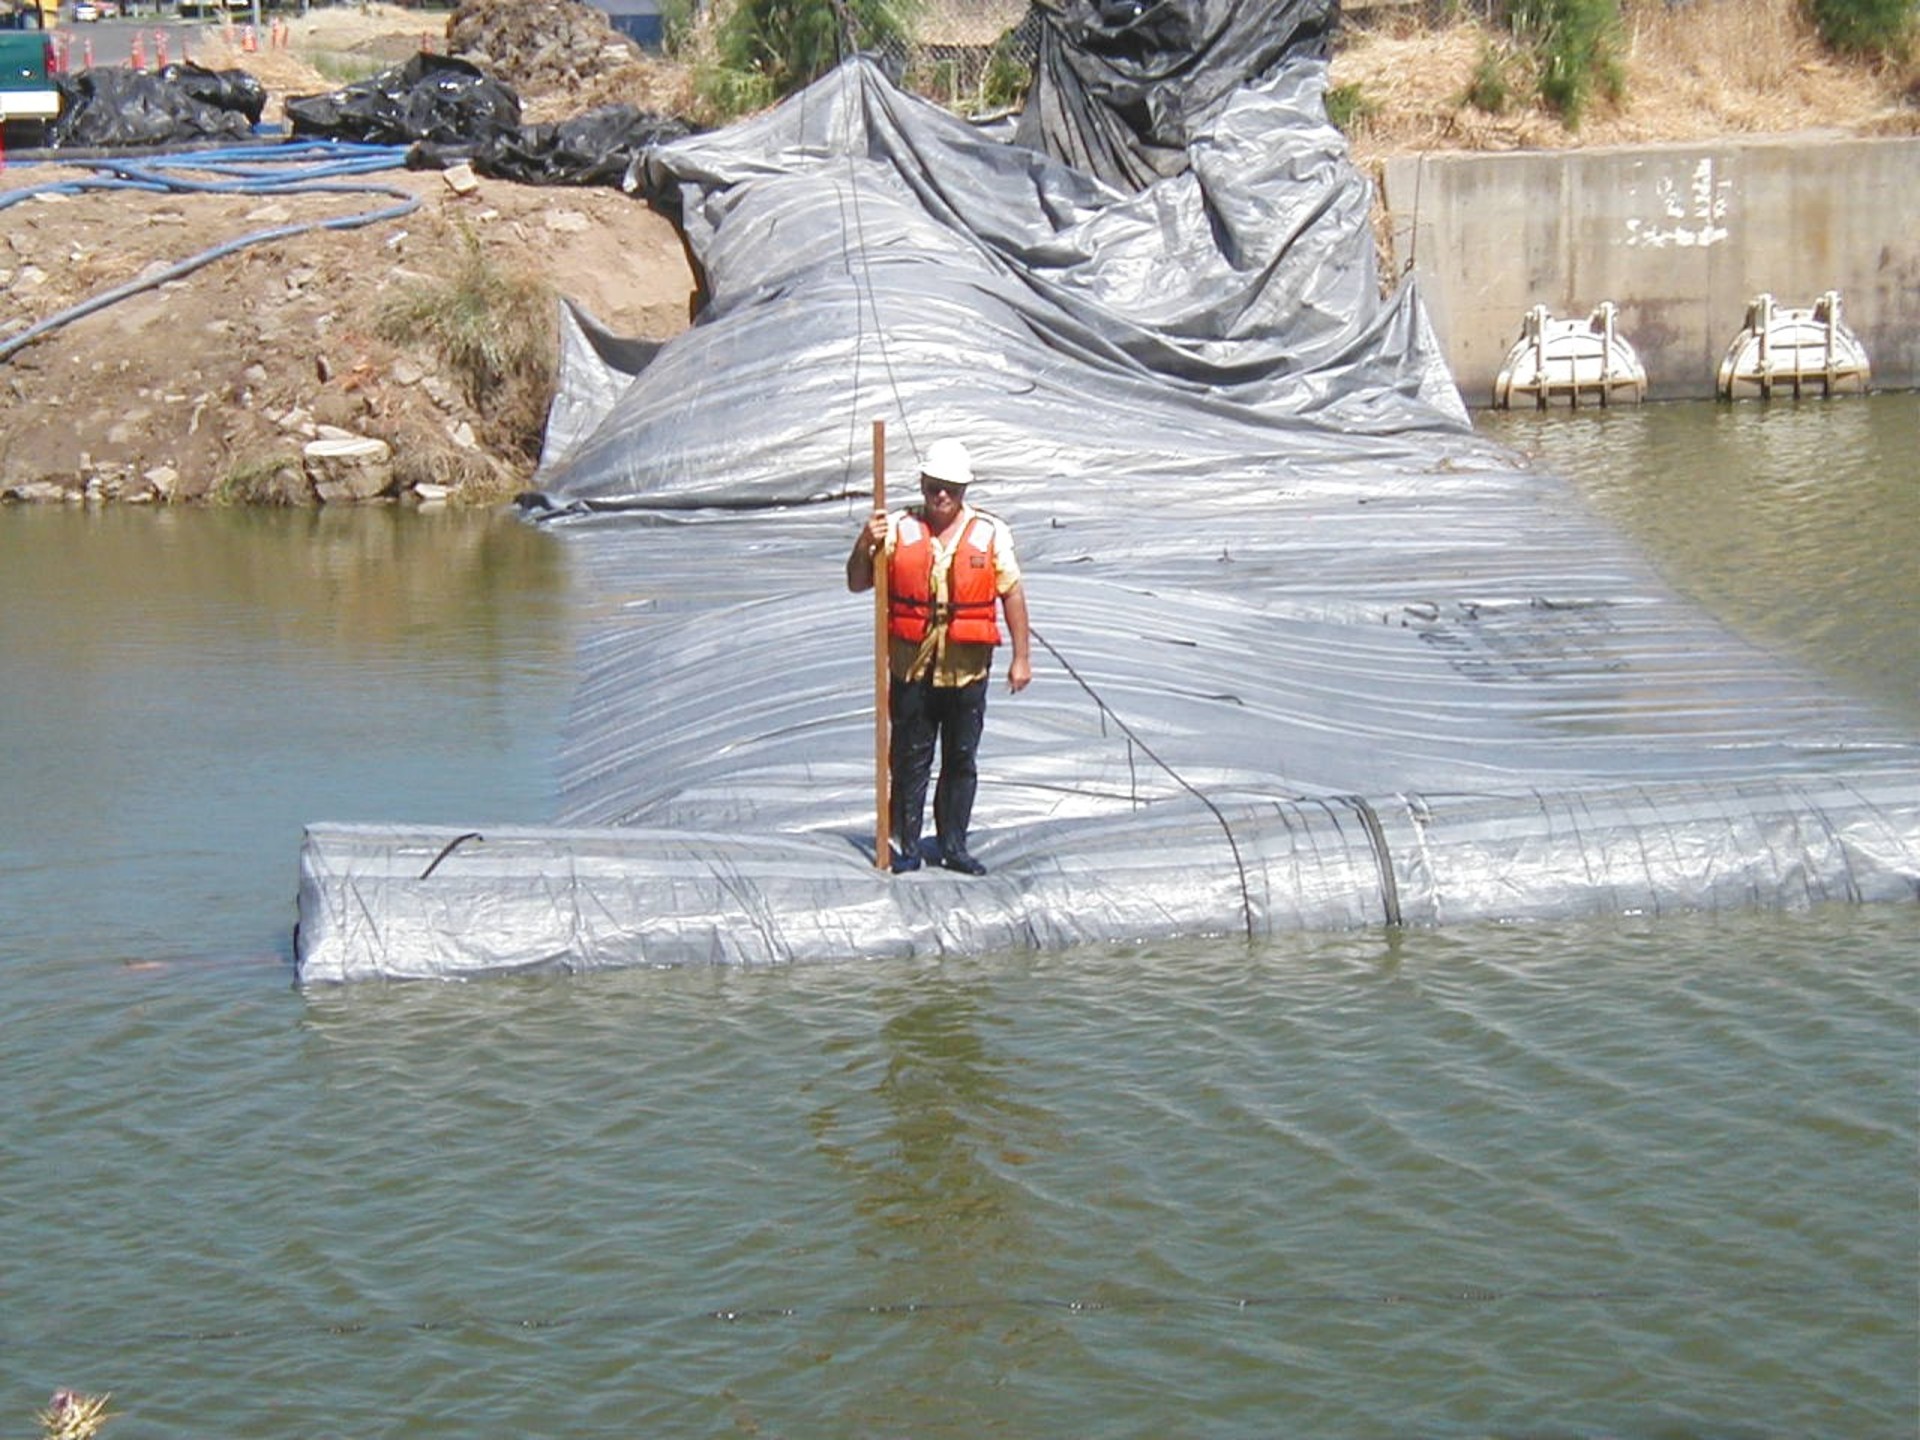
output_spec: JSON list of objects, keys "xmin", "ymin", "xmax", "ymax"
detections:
[
  {"xmin": 1479, "ymin": 393, "xmax": 1920, "ymax": 721},
  {"xmin": 0, "ymin": 502, "xmax": 569, "ymax": 664},
  {"xmin": 0, "ymin": 505, "xmax": 577, "ymax": 965},
  {"xmin": 812, "ymin": 976, "xmax": 1056, "ymax": 1260}
]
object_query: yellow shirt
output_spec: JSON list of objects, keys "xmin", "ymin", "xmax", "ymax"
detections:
[{"xmin": 883, "ymin": 505, "xmax": 1021, "ymax": 687}]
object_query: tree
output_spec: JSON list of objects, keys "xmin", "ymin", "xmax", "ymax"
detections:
[{"xmin": 715, "ymin": 0, "xmax": 922, "ymax": 99}]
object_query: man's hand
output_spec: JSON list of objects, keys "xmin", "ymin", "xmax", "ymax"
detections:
[
  {"xmin": 846, "ymin": 510, "xmax": 887, "ymax": 592},
  {"xmin": 1002, "ymin": 582, "xmax": 1032, "ymax": 694}
]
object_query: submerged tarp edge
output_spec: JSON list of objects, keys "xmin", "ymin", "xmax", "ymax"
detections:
[{"xmin": 294, "ymin": 770, "xmax": 1920, "ymax": 982}]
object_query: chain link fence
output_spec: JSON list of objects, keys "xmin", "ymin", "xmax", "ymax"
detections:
[{"xmin": 883, "ymin": 0, "xmax": 1037, "ymax": 111}]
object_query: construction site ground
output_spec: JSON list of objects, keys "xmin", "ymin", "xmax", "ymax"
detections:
[{"xmin": 0, "ymin": 0, "xmax": 1910, "ymax": 505}]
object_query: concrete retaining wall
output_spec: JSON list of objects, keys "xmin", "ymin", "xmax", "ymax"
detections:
[{"xmin": 1382, "ymin": 136, "xmax": 1920, "ymax": 406}]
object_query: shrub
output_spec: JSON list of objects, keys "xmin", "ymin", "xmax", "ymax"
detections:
[
  {"xmin": 1807, "ymin": 0, "xmax": 1914, "ymax": 58},
  {"xmin": 690, "ymin": 59, "xmax": 778, "ymax": 121},
  {"xmin": 659, "ymin": 0, "xmax": 698, "ymax": 55},
  {"xmin": 1326, "ymin": 81, "xmax": 1378, "ymax": 132},
  {"xmin": 977, "ymin": 35, "xmax": 1033, "ymax": 112},
  {"xmin": 714, "ymin": 0, "xmax": 922, "ymax": 100},
  {"xmin": 1464, "ymin": 39, "xmax": 1520, "ymax": 114},
  {"xmin": 1511, "ymin": 0, "xmax": 1626, "ymax": 127}
]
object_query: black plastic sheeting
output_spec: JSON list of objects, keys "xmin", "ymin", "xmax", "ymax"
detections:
[
  {"xmin": 285, "ymin": 52, "xmax": 520, "ymax": 146},
  {"xmin": 293, "ymin": 2, "xmax": 1919, "ymax": 982},
  {"xmin": 410, "ymin": 102, "xmax": 693, "ymax": 186},
  {"xmin": 282, "ymin": 53, "xmax": 692, "ymax": 184},
  {"xmin": 49, "ymin": 64, "xmax": 264, "ymax": 148},
  {"xmin": 1014, "ymin": 0, "xmax": 1335, "ymax": 190}
]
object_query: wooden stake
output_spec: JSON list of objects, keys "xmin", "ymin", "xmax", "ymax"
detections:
[{"xmin": 872, "ymin": 418, "xmax": 892, "ymax": 870}]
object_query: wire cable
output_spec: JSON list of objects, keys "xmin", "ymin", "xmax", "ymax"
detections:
[{"xmin": 1033, "ymin": 626, "xmax": 1258, "ymax": 942}]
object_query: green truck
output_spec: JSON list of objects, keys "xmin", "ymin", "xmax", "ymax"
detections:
[{"xmin": 0, "ymin": 0, "xmax": 59, "ymax": 148}]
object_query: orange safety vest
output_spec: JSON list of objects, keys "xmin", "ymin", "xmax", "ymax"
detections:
[{"xmin": 887, "ymin": 511, "xmax": 1002, "ymax": 646}]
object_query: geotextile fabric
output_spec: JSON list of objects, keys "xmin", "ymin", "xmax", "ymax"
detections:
[{"xmin": 293, "ymin": 8, "xmax": 1920, "ymax": 983}]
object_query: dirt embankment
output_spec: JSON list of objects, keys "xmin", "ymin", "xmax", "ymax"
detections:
[
  {"xmin": 0, "ymin": 0, "xmax": 697, "ymax": 505},
  {"xmin": 0, "ymin": 0, "xmax": 1910, "ymax": 506}
]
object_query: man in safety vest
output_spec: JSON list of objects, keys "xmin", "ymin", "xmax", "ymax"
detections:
[{"xmin": 846, "ymin": 436, "xmax": 1031, "ymax": 874}]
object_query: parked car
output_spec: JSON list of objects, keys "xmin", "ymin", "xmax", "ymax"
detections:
[{"xmin": 71, "ymin": 0, "xmax": 99, "ymax": 19}]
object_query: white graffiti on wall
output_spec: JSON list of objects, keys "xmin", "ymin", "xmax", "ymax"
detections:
[{"xmin": 1623, "ymin": 157, "xmax": 1732, "ymax": 248}]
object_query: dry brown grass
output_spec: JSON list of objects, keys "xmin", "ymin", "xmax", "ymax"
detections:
[
  {"xmin": 199, "ymin": 0, "xmax": 1911, "ymax": 152},
  {"xmin": 1335, "ymin": 0, "xmax": 1916, "ymax": 173}
]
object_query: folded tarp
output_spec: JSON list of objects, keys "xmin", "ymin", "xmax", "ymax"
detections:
[
  {"xmin": 293, "ymin": 8, "xmax": 1920, "ymax": 983},
  {"xmin": 1012, "ymin": 0, "xmax": 1334, "ymax": 189},
  {"xmin": 529, "ymin": 50, "xmax": 1472, "ymax": 513}
]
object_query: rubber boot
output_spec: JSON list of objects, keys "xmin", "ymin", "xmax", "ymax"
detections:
[{"xmin": 933, "ymin": 761, "xmax": 984, "ymax": 874}]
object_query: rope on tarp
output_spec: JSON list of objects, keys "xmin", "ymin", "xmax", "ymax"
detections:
[
  {"xmin": 826, "ymin": 48, "xmax": 924, "ymax": 489},
  {"xmin": 1342, "ymin": 794, "xmax": 1403, "ymax": 927},
  {"xmin": 1036, "ymin": 627, "xmax": 1258, "ymax": 942}
]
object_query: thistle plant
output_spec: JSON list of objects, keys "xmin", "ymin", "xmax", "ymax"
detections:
[{"xmin": 37, "ymin": 1390, "xmax": 111, "ymax": 1440}]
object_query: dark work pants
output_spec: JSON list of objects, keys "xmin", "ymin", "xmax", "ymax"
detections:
[{"xmin": 890, "ymin": 673, "xmax": 988, "ymax": 860}]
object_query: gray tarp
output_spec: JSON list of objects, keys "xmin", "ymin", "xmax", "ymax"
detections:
[{"xmin": 294, "ymin": 19, "xmax": 1919, "ymax": 983}]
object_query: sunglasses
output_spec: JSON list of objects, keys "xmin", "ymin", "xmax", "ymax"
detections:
[{"xmin": 920, "ymin": 477, "xmax": 968, "ymax": 496}]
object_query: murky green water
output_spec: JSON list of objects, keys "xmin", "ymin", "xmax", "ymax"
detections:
[
  {"xmin": 1480, "ymin": 394, "xmax": 1920, "ymax": 721},
  {"xmin": 2, "ymin": 399, "xmax": 1915, "ymax": 1438}
]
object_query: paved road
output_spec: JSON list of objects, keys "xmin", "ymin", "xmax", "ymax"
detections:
[{"xmin": 51, "ymin": 11, "xmax": 262, "ymax": 69}]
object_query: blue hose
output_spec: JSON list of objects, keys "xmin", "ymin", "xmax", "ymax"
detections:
[{"xmin": 0, "ymin": 141, "xmax": 423, "ymax": 363}]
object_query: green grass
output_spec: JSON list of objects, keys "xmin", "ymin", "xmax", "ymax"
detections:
[
  {"xmin": 306, "ymin": 49, "xmax": 388, "ymax": 86},
  {"xmin": 1808, "ymin": 0, "xmax": 1914, "ymax": 59},
  {"xmin": 376, "ymin": 227, "xmax": 558, "ymax": 469},
  {"xmin": 1326, "ymin": 81, "xmax": 1378, "ymax": 132},
  {"xmin": 213, "ymin": 453, "xmax": 304, "ymax": 506}
]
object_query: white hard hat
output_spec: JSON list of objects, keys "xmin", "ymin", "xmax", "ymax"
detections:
[{"xmin": 919, "ymin": 437, "xmax": 974, "ymax": 487}]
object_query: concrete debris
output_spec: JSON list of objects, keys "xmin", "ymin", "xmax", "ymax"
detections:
[
  {"xmin": 304, "ymin": 434, "xmax": 395, "ymax": 504},
  {"xmin": 2, "ymin": 481, "xmax": 76, "ymax": 503},
  {"xmin": 446, "ymin": 0, "xmax": 641, "ymax": 96}
]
